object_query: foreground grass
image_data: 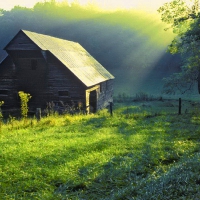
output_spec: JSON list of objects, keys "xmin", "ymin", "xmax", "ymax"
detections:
[{"xmin": 0, "ymin": 104, "xmax": 200, "ymax": 199}]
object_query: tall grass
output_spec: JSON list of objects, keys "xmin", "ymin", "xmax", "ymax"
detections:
[{"xmin": 0, "ymin": 104, "xmax": 200, "ymax": 199}]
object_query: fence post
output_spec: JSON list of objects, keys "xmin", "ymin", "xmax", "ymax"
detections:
[
  {"xmin": 36, "ymin": 108, "xmax": 41, "ymax": 121},
  {"xmin": 179, "ymin": 98, "xmax": 182, "ymax": 115}
]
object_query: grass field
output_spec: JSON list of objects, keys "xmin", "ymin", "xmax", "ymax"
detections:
[{"xmin": 0, "ymin": 99, "xmax": 200, "ymax": 199}]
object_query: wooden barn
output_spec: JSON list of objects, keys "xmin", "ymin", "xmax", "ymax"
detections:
[{"xmin": 0, "ymin": 30, "xmax": 114, "ymax": 113}]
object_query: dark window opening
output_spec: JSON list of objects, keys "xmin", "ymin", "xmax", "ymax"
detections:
[
  {"xmin": 0, "ymin": 90, "xmax": 8, "ymax": 95},
  {"xmin": 100, "ymin": 83, "xmax": 102, "ymax": 93},
  {"xmin": 89, "ymin": 90, "xmax": 97, "ymax": 113},
  {"xmin": 106, "ymin": 81, "xmax": 108, "ymax": 90},
  {"xmin": 31, "ymin": 59, "xmax": 37, "ymax": 70},
  {"xmin": 58, "ymin": 91, "xmax": 69, "ymax": 96}
]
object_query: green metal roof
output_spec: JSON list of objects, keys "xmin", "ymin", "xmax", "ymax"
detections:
[{"xmin": 22, "ymin": 30, "xmax": 114, "ymax": 87}]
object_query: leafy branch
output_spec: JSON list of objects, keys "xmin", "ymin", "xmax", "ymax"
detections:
[{"xmin": 158, "ymin": 0, "xmax": 200, "ymax": 94}]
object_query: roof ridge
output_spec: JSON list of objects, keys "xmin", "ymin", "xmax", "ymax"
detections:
[{"xmin": 22, "ymin": 29, "xmax": 79, "ymax": 49}]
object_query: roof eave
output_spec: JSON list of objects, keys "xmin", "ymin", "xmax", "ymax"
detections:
[{"xmin": 84, "ymin": 77, "xmax": 115, "ymax": 88}]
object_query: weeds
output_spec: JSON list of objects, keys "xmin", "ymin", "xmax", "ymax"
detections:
[
  {"xmin": 114, "ymin": 92, "xmax": 163, "ymax": 103},
  {"xmin": 115, "ymin": 93, "xmax": 131, "ymax": 103},
  {"xmin": 18, "ymin": 91, "xmax": 31, "ymax": 119},
  {"xmin": 133, "ymin": 92, "xmax": 155, "ymax": 101},
  {"xmin": 8, "ymin": 115, "xmax": 16, "ymax": 130},
  {"xmin": 0, "ymin": 101, "xmax": 4, "ymax": 132}
]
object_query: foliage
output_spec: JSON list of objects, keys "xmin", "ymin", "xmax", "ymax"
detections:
[
  {"xmin": 18, "ymin": 91, "xmax": 31, "ymax": 118},
  {"xmin": 0, "ymin": 103, "xmax": 200, "ymax": 199},
  {"xmin": 158, "ymin": 0, "xmax": 200, "ymax": 94}
]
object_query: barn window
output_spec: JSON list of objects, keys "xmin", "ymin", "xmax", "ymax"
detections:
[
  {"xmin": 0, "ymin": 90, "xmax": 8, "ymax": 95},
  {"xmin": 58, "ymin": 91, "xmax": 69, "ymax": 97},
  {"xmin": 31, "ymin": 59, "xmax": 37, "ymax": 70}
]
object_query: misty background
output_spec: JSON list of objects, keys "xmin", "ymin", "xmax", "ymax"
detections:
[{"xmin": 0, "ymin": 1, "xmax": 182, "ymax": 97}]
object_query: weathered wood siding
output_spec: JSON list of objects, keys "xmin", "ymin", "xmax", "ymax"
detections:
[
  {"xmin": 4, "ymin": 31, "xmax": 47, "ymax": 109},
  {"xmin": 46, "ymin": 52, "xmax": 86, "ymax": 108},
  {"xmin": 0, "ymin": 56, "xmax": 17, "ymax": 108},
  {"xmin": 7, "ymin": 50, "xmax": 48, "ymax": 109},
  {"xmin": 97, "ymin": 80, "xmax": 114, "ymax": 110},
  {"xmin": 5, "ymin": 31, "xmax": 40, "ymax": 51},
  {"xmin": 85, "ymin": 80, "xmax": 114, "ymax": 113}
]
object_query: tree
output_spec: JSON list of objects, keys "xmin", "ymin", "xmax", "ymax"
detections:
[{"xmin": 158, "ymin": 0, "xmax": 200, "ymax": 94}]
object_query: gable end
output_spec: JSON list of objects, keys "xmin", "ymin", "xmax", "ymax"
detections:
[{"xmin": 4, "ymin": 30, "xmax": 40, "ymax": 51}]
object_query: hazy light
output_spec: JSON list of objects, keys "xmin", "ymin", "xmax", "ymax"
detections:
[{"xmin": 0, "ymin": 0, "xmax": 191, "ymax": 11}]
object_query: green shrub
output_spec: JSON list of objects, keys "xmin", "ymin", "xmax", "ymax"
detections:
[{"xmin": 18, "ymin": 91, "xmax": 32, "ymax": 118}]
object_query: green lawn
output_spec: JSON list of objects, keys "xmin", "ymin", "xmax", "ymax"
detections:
[{"xmin": 0, "ymin": 102, "xmax": 200, "ymax": 199}]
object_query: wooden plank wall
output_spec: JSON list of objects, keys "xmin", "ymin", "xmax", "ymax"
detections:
[
  {"xmin": 46, "ymin": 52, "xmax": 86, "ymax": 109},
  {"xmin": 0, "ymin": 56, "xmax": 17, "ymax": 109},
  {"xmin": 96, "ymin": 79, "xmax": 114, "ymax": 110},
  {"xmin": 9, "ymin": 50, "xmax": 48, "ymax": 110},
  {"xmin": 5, "ymin": 31, "xmax": 40, "ymax": 51}
]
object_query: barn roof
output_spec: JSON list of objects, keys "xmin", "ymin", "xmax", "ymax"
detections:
[
  {"xmin": 0, "ymin": 51, "xmax": 8, "ymax": 65},
  {"xmin": 6, "ymin": 30, "xmax": 114, "ymax": 87}
]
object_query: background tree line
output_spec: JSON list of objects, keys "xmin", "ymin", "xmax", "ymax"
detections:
[{"xmin": 0, "ymin": 0, "xmax": 180, "ymax": 95}]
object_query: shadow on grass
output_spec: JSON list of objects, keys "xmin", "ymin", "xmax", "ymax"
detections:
[
  {"xmin": 2, "ymin": 108, "xmax": 200, "ymax": 199},
  {"xmin": 53, "ymin": 112, "xmax": 200, "ymax": 199}
]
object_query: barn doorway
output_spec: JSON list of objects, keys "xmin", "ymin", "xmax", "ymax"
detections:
[
  {"xmin": 89, "ymin": 90, "xmax": 97, "ymax": 113},
  {"xmin": 85, "ymin": 85, "xmax": 99, "ymax": 114}
]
